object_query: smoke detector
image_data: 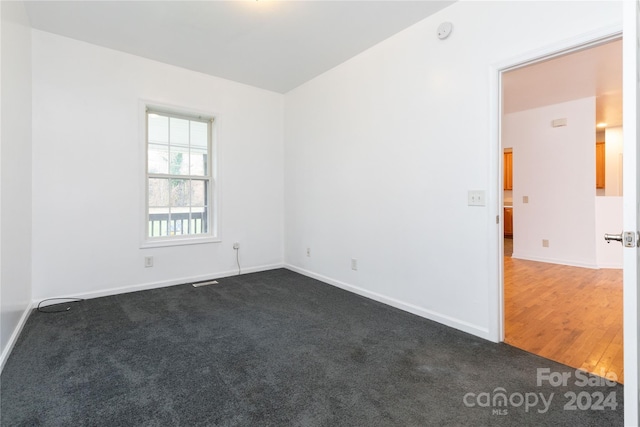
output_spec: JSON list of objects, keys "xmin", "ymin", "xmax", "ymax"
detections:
[{"xmin": 437, "ymin": 22, "xmax": 453, "ymax": 40}]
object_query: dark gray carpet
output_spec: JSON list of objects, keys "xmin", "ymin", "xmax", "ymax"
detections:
[{"xmin": 1, "ymin": 268, "xmax": 623, "ymax": 426}]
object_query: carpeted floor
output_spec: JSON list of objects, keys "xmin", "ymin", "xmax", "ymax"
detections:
[{"xmin": 1, "ymin": 268, "xmax": 623, "ymax": 426}]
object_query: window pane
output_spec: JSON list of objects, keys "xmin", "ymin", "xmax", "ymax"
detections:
[
  {"xmin": 170, "ymin": 148, "xmax": 189, "ymax": 175},
  {"xmin": 191, "ymin": 180, "xmax": 207, "ymax": 207},
  {"xmin": 149, "ymin": 207, "xmax": 169, "ymax": 215},
  {"xmin": 190, "ymin": 147, "xmax": 207, "ymax": 176},
  {"xmin": 148, "ymin": 143, "xmax": 169, "ymax": 174},
  {"xmin": 146, "ymin": 109, "xmax": 213, "ymax": 240},
  {"xmin": 148, "ymin": 114, "xmax": 168, "ymax": 143},
  {"xmin": 170, "ymin": 179, "xmax": 190, "ymax": 207},
  {"xmin": 191, "ymin": 121, "xmax": 208, "ymax": 148},
  {"xmin": 148, "ymin": 178, "xmax": 169, "ymax": 207},
  {"xmin": 149, "ymin": 207, "xmax": 170, "ymax": 237},
  {"xmin": 171, "ymin": 208, "xmax": 189, "ymax": 235},
  {"xmin": 191, "ymin": 206, "xmax": 208, "ymax": 234},
  {"xmin": 170, "ymin": 117, "xmax": 189, "ymax": 147}
]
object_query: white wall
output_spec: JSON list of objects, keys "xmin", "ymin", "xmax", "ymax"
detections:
[
  {"xmin": 1, "ymin": 0, "xmax": 32, "ymax": 369},
  {"xmin": 605, "ymin": 126, "xmax": 623, "ymax": 196},
  {"xmin": 595, "ymin": 126, "xmax": 624, "ymax": 268},
  {"xmin": 595, "ymin": 197, "xmax": 623, "ymax": 268},
  {"xmin": 506, "ymin": 97, "xmax": 597, "ymax": 268},
  {"xmin": 283, "ymin": 1, "xmax": 622, "ymax": 339},
  {"xmin": 31, "ymin": 31, "xmax": 284, "ymax": 299}
]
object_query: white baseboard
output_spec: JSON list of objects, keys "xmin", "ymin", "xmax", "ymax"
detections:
[
  {"xmin": 596, "ymin": 262, "xmax": 623, "ymax": 269},
  {"xmin": 0, "ymin": 301, "xmax": 34, "ymax": 374},
  {"xmin": 284, "ymin": 264, "xmax": 492, "ymax": 341},
  {"xmin": 511, "ymin": 253, "xmax": 599, "ymax": 269},
  {"xmin": 33, "ymin": 263, "xmax": 284, "ymax": 304}
]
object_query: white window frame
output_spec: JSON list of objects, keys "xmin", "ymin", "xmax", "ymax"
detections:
[{"xmin": 140, "ymin": 102, "xmax": 219, "ymax": 248}]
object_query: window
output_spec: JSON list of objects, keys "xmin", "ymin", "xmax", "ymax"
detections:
[{"xmin": 145, "ymin": 108, "xmax": 215, "ymax": 244}]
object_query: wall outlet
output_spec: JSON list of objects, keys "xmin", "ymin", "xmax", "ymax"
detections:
[
  {"xmin": 144, "ymin": 256, "xmax": 154, "ymax": 268},
  {"xmin": 306, "ymin": 248, "xmax": 311, "ymax": 257},
  {"xmin": 551, "ymin": 118, "xmax": 567, "ymax": 127},
  {"xmin": 467, "ymin": 190, "xmax": 486, "ymax": 206},
  {"xmin": 542, "ymin": 239, "xmax": 549, "ymax": 248},
  {"xmin": 233, "ymin": 242, "xmax": 240, "ymax": 249},
  {"xmin": 351, "ymin": 258, "xmax": 358, "ymax": 271}
]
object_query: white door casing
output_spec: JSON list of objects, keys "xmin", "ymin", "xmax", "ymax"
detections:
[
  {"xmin": 492, "ymin": 24, "xmax": 623, "ymax": 341},
  {"xmin": 622, "ymin": 1, "xmax": 639, "ymax": 425},
  {"xmin": 492, "ymin": 21, "xmax": 635, "ymax": 422}
]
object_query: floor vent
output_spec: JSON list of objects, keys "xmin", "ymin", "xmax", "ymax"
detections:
[{"xmin": 192, "ymin": 280, "xmax": 219, "ymax": 288}]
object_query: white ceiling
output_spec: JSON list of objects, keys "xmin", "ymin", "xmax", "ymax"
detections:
[
  {"xmin": 503, "ymin": 39, "xmax": 623, "ymax": 128},
  {"xmin": 25, "ymin": 1, "xmax": 455, "ymax": 94}
]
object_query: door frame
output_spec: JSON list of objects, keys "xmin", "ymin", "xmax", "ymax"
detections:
[
  {"xmin": 621, "ymin": 2, "xmax": 639, "ymax": 425},
  {"xmin": 489, "ymin": 24, "xmax": 623, "ymax": 342},
  {"xmin": 488, "ymin": 21, "xmax": 633, "ymax": 418}
]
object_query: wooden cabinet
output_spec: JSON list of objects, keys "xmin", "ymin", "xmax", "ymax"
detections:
[
  {"xmin": 504, "ymin": 208, "xmax": 513, "ymax": 236},
  {"xmin": 596, "ymin": 142, "xmax": 605, "ymax": 189},
  {"xmin": 504, "ymin": 151, "xmax": 513, "ymax": 190}
]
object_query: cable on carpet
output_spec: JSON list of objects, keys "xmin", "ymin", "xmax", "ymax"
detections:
[{"xmin": 37, "ymin": 298, "xmax": 85, "ymax": 313}]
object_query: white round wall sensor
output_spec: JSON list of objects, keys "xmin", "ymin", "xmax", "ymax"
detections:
[{"xmin": 437, "ymin": 22, "xmax": 453, "ymax": 40}]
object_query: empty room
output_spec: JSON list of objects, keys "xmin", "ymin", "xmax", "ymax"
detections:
[{"xmin": 1, "ymin": 1, "xmax": 637, "ymax": 426}]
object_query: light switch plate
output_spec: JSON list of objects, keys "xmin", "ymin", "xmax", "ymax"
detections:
[{"xmin": 468, "ymin": 190, "xmax": 486, "ymax": 206}]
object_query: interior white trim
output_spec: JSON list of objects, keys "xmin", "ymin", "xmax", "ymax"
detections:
[
  {"xmin": 0, "ymin": 302, "xmax": 33, "ymax": 374},
  {"xmin": 285, "ymin": 264, "xmax": 492, "ymax": 341},
  {"xmin": 493, "ymin": 24, "xmax": 622, "ymax": 73},
  {"xmin": 489, "ymin": 23, "xmax": 623, "ymax": 344},
  {"xmin": 140, "ymin": 236, "xmax": 222, "ymax": 249},
  {"xmin": 510, "ymin": 254, "xmax": 600, "ymax": 270},
  {"xmin": 33, "ymin": 263, "xmax": 284, "ymax": 303},
  {"xmin": 597, "ymin": 262, "xmax": 624, "ymax": 270},
  {"xmin": 622, "ymin": 1, "xmax": 639, "ymax": 424},
  {"xmin": 138, "ymin": 99, "xmax": 222, "ymax": 249}
]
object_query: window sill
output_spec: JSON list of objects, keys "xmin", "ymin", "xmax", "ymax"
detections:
[{"xmin": 140, "ymin": 236, "xmax": 221, "ymax": 249}]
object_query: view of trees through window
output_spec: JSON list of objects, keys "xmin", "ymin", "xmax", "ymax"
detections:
[{"xmin": 147, "ymin": 111, "xmax": 211, "ymax": 238}]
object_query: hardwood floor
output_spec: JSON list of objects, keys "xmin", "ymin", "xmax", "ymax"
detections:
[{"xmin": 504, "ymin": 253, "xmax": 623, "ymax": 383}]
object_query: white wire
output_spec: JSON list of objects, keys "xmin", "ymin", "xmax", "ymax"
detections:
[{"xmin": 235, "ymin": 247, "xmax": 241, "ymax": 275}]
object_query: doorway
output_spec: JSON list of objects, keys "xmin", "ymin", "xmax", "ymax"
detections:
[{"xmin": 499, "ymin": 38, "xmax": 624, "ymax": 382}]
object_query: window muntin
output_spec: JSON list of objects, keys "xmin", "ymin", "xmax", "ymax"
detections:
[{"xmin": 146, "ymin": 109, "xmax": 213, "ymax": 241}]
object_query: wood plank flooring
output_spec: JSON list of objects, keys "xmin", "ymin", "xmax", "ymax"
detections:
[{"xmin": 504, "ymin": 253, "xmax": 623, "ymax": 383}]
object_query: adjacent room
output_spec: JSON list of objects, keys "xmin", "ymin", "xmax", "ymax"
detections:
[
  {"xmin": 0, "ymin": 1, "xmax": 633, "ymax": 425},
  {"xmin": 501, "ymin": 40, "xmax": 625, "ymax": 382}
]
